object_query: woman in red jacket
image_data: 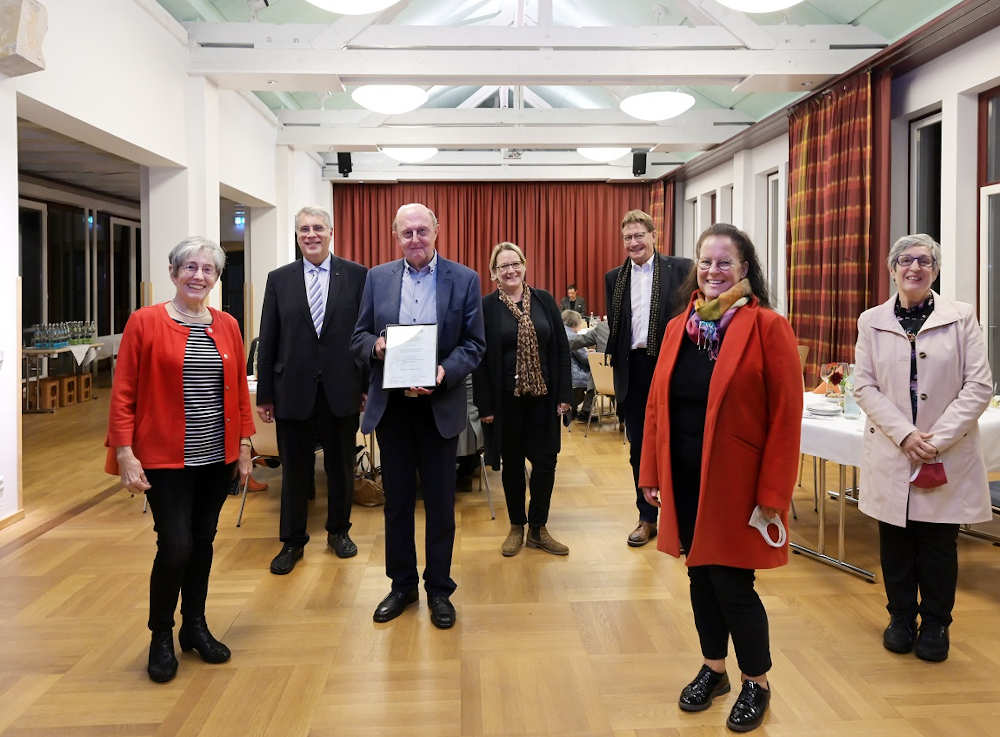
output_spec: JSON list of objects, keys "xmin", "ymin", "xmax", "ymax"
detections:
[
  {"xmin": 105, "ymin": 237, "xmax": 255, "ymax": 683},
  {"xmin": 638, "ymin": 224, "xmax": 802, "ymax": 733}
]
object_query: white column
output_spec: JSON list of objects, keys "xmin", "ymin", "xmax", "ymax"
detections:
[
  {"xmin": 140, "ymin": 77, "xmax": 221, "ymax": 307},
  {"xmin": 731, "ymin": 150, "xmax": 754, "ymax": 233},
  {"xmin": 938, "ymin": 91, "xmax": 978, "ymax": 302},
  {"xmin": 0, "ymin": 77, "xmax": 22, "ymax": 523}
]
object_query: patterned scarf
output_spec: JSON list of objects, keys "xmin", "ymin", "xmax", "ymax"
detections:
[
  {"xmin": 684, "ymin": 279, "xmax": 752, "ymax": 361},
  {"xmin": 497, "ymin": 285, "xmax": 548, "ymax": 397},
  {"xmin": 606, "ymin": 255, "xmax": 664, "ymax": 360}
]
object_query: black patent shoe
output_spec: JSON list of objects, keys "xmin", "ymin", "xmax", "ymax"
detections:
[
  {"xmin": 178, "ymin": 616, "xmax": 231, "ymax": 664},
  {"xmin": 270, "ymin": 544, "xmax": 304, "ymax": 575},
  {"xmin": 373, "ymin": 589, "xmax": 419, "ymax": 623},
  {"xmin": 679, "ymin": 664, "xmax": 730, "ymax": 712},
  {"xmin": 915, "ymin": 623, "xmax": 949, "ymax": 662},
  {"xmin": 327, "ymin": 532, "xmax": 358, "ymax": 558},
  {"xmin": 147, "ymin": 630, "xmax": 178, "ymax": 683},
  {"xmin": 726, "ymin": 680, "xmax": 770, "ymax": 732},
  {"xmin": 883, "ymin": 616, "xmax": 917, "ymax": 654}
]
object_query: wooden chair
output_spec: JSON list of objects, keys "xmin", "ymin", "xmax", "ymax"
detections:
[
  {"xmin": 237, "ymin": 413, "xmax": 279, "ymax": 527},
  {"xmin": 585, "ymin": 352, "xmax": 621, "ymax": 442}
]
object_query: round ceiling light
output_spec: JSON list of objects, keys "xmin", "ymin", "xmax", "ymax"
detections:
[
  {"xmin": 351, "ymin": 85, "xmax": 429, "ymax": 115},
  {"xmin": 576, "ymin": 147, "xmax": 631, "ymax": 163},
  {"xmin": 381, "ymin": 147, "xmax": 439, "ymax": 163},
  {"xmin": 303, "ymin": 0, "xmax": 399, "ymax": 14},
  {"xmin": 714, "ymin": 0, "xmax": 804, "ymax": 11},
  {"xmin": 619, "ymin": 90, "xmax": 696, "ymax": 122}
]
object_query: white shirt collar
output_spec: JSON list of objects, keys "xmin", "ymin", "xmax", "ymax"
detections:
[
  {"xmin": 631, "ymin": 255, "xmax": 654, "ymax": 274},
  {"xmin": 405, "ymin": 251, "xmax": 437, "ymax": 276},
  {"xmin": 304, "ymin": 253, "xmax": 332, "ymax": 273}
]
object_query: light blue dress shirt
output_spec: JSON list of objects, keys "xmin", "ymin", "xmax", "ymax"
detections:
[
  {"xmin": 303, "ymin": 252, "xmax": 332, "ymax": 318},
  {"xmin": 399, "ymin": 252, "xmax": 438, "ymax": 325}
]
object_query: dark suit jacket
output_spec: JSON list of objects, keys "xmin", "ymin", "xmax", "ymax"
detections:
[
  {"xmin": 473, "ymin": 288, "xmax": 571, "ymax": 468},
  {"xmin": 256, "ymin": 255, "xmax": 368, "ymax": 420},
  {"xmin": 351, "ymin": 255, "xmax": 486, "ymax": 439},
  {"xmin": 604, "ymin": 252, "xmax": 693, "ymax": 409},
  {"xmin": 559, "ymin": 296, "xmax": 587, "ymax": 315}
]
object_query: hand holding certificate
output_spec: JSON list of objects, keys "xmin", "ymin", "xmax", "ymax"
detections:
[{"xmin": 382, "ymin": 323, "xmax": 438, "ymax": 390}]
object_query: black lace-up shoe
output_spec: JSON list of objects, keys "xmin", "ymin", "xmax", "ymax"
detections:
[
  {"xmin": 678, "ymin": 664, "xmax": 730, "ymax": 712},
  {"xmin": 883, "ymin": 616, "xmax": 917, "ymax": 654},
  {"xmin": 915, "ymin": 623, "xmax": 949, "ymax": 662},
  {"xmin": 726, "ymin": 680, "xmax": 770, "ymax": 732}
]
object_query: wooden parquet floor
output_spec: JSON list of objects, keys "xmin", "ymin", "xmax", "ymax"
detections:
[{"xmin": 3, "ymin": 398, "xmax": 1000, "ymax": 736}]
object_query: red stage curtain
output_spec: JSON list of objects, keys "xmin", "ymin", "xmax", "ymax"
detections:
[
  {"xmin": 333, "ymin": 181, "xmax": 650, "ymax": 315},
  {"xmin": 787, "ymin": 72, "xmax": 873, "ymax": 385}
]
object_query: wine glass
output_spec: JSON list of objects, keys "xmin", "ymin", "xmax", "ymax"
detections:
[{"xmin": 818, "ymin": 362, "xmax": 833, "ymax": 393}]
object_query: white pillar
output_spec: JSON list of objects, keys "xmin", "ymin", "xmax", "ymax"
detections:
[
  {"xmin": 0, "ymin": 77, "xmax": 22, "ymax": 523},
  {"xmin": 938, "ymin": 91, "xmax": 978, "ymax": 302},
  {"xmin": 140, "ymin": 77, "xmax": 221, "ymax": 306},
  {"xmin": 731, "ymin": 149, "xmax": 754, "ymax": 233}
]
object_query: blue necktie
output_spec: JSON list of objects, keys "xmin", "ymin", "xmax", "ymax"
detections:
[{"xmin": 308, "ymin": 267, "xmax": 324, "ymax": 336}]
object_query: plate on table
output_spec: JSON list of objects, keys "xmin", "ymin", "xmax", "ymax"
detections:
[{"xmin": 807, "ymin": 404, "xmax": 842, "ymax": 417}]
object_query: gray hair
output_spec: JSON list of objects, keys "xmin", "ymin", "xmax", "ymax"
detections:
[
  {"xmin": 392, "ymin": 203, "xmax": 438, "ymax": 232},
  {"xmin": 168, "ymin": 236, "xmax": 226, "ymax": 277},
  {"xmin": 888, "ymin": 233, "xmax": 941, "ymax": 273},
  {"xmin": 295, "ymin": 206, "xmax": 332, "ymax": 230},
  {"xmin": 562, "ymin": 309, "xmax": 583, "ymax": 328}
]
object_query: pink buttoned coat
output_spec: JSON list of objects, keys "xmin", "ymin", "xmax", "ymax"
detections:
[{"xmin": 854, "ymin": 292, "xmax": 993, "ymax": 528}]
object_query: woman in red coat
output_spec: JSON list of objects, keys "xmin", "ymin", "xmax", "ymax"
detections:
[
  {"xmin": 638, "ymin": 223, "xmax": 802, "ymax": 733},
  {"xmin": 106, "ymin": 237, "xmax": 255, "ymax": 683}
]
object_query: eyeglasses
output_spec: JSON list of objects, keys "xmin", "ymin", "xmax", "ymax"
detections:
[
  {"xmin": 495, "ymin": 262, "xmax": 524, "ymax": 273},
  {"xmin": 697, "ymin": 259, "xmax": 740, "ymax": 272},
  {"xmin": 398, "ymin": 227, "xmax": 432, "ymax": 240},
  {"xmin": 622, "ymin": 232, "xmax": 650, "ymax": 243},
  {"xmin": 297, "ymin": 224, "xmax": 328, "ymax": 235},
  {"xmin": 180, "ymin": 263, "xmax": 217, "ymax": 277},
  {"xmin": 896, "ymin": 254, "xmax": 936, "ymax": 268}
]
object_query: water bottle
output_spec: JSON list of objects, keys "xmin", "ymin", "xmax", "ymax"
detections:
[{"xmin": 842, "ymin": 363, "xmax": 860, "ymax": 419}]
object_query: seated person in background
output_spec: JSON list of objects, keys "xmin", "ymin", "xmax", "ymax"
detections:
[
  {"xmin": 559, "ymin": 283, "xmax": 586, "ymax": 315},
  {"xmin": 562, "ymin": 310, "xmax": 594, "ymax": 422},
  {"xmin": 455, "ymin": 374, "xmax": 484, "ymax": 484},
  {"xmin": 567, "ymin": 316, "xmax": 609, "ymax": 354}
]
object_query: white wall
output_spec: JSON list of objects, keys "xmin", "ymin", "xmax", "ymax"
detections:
[
  {"xmin": 0, "ymin": 79, "xmax": 20, "ymax": 524},
  {"xmin": 219, "ymin": 90, "xmax": 279, "ymax": 208},
  {"xmin": 678, "ymin": 134, "xmax": 789, "ymax": 311},
  {"xmin": 891, "ymin": 23, "xmax": 1000, "ymax": 305}
]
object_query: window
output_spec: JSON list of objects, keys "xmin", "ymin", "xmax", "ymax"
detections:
[
  {"xmin": 46, "ymin": 202, "xmax": 88, "ymax": 323},
  {"xmin": 983, "ymin": 85, "xmax": 1000, "ymax": 186},
  {"xmin": 909, "ymin": 112, "xmax": 942, "ymax": 241},
  {"xmin": 18, "ymin": 202, "xmax": 45, "ymax": 330}
]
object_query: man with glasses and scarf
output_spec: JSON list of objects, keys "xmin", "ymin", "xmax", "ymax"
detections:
[{"xmin": 605, "ymin": 209, "xmax": 692, "ymax": 547}]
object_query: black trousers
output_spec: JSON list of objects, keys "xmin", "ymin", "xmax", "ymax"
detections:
[
  {"xmin": 688, "ymin": 565, "xmax": 771, "ymax": 677},
  {"xmin": 878, "ymin": 519, "xmax": 959, "ymax": 627},
  {"xmin": 275, "ymin": 383, "xmax": 358, "ymax": 547},
  {"xmin": 624, "ymin": 349, "xmax": 658, "ymax": 524},
  {"xmin": 500, "ymin": 393, "xmax": 558, "ymax": 527},
  {"xmin": 376, "ymin": 393, "xmax": 459, "ymax": 597},
  {"xmin": 144, "ymin": 463, "xmax": 231, "ymax": 632}
]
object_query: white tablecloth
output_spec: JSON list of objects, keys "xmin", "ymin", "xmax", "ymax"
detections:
[{"xmin": 800, "ymin": 392, "xmax": 1000, "ymax": 471}]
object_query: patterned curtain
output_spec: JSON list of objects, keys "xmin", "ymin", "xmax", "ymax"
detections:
[
  {"xmin": 787, "ymin": 72, "xmax": 873, "ymax": 385},
  {"xmin": 663, "ymin": 179, "xmax": 676, "ymax": 256},
  {"xmin": 647, "ymin": 179, "xmax": 665, "ymax": 251}
]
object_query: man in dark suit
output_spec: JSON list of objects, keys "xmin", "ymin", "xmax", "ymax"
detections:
[
  {"xmin": 605, "ymin": 209, "xmax": 692, "ymax": 547},
  {"xmin": 256, "ymin": 206, "xmax": 368, "ymax": 575},
  {"xmin": 352, "ymin": 203, "xmax": 485, "ymax": 630},
  {"xmin": 559, "ymin": 284, "xmax": 586, "ymax": 315}
]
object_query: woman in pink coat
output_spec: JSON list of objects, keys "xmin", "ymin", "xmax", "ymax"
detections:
[{"xmin": 855, "ymin": 233, "xmax": 993, "ymax": 663}]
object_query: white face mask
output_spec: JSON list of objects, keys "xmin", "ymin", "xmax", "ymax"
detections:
[{"xmin": 748, "ymin": 506, "xmax": 786, "ymax": 548}]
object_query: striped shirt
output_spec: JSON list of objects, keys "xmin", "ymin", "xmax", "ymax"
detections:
[{"xmin": 174, "ymin": 318, "xmax": 225, "ymax": 466}]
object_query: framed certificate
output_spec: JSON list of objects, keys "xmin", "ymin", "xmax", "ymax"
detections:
[{"xmin": 382, "ymin": 323, "xmax": 438, "ymax": 389}]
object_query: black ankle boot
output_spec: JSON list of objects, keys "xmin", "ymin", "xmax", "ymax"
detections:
[
  {"xmin": 148, "ymin": 630, "xmax": 178, "ymax": 683},
  {"xmin": 178, "ymin": 616, "xmax": 231, "ymax": 664}
]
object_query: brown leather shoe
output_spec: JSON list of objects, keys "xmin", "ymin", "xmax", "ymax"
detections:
[
  {"xmin": 501, "ymin": 525, "xmax": 525, "ymax": 557},
  {"xmin": 627, "ymin": 521, "xmax": 657, "ymax": 547},
  {"xmin": 526, "ymin": 526, "xmax": 569, "ymax": 555}
]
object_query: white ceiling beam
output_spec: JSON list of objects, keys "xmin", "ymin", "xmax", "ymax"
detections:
[
  {"xmin": 184, "ymin": 22, "xmax": 885, "ymax": 51},
  {"xmin": 343, "ymin": 151, "xmax": 688, "ymax": 166},
  {"xmin": 521, "ymin": 88, "xmax": 551, "ymax": 109},
  {"xmin": 276, "ymin": 107, "xmax": 753, "ymax": 127},
  {"xmin": 457, "ymin": 85, "xmax": 499, "ymax": 109},
  {"xmin": 190, "ymin": 47, "xmax": 872, "ymax": 89},
  {"xmin": 278, "ymin": 124, "xmax": 733, "ymax": 151},
  {"xmin": 323, "ymin": 165, "xmax": 677, "ymax": 183},
  {"xmin": 689, "ymin": 0, "xmax": 778, "ymax": 49}
]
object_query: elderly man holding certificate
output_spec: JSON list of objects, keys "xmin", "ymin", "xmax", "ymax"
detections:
[{"xmin": 352, "ymin": 203, "xmax": 486, "ymax": 630}]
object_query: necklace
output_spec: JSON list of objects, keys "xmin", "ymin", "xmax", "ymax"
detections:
[{"xmin": 171, "ymin": 299, "xmax": 209, "ymax": 320}]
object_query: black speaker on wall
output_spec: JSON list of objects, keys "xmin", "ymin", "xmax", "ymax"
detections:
[
  {"xmin": 632, "ymin": 152, "xmax": 647, "ymax": 177},
  {"xmin": 337, "ymin": 152, "xmax": 353, "ymax": 177}
]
